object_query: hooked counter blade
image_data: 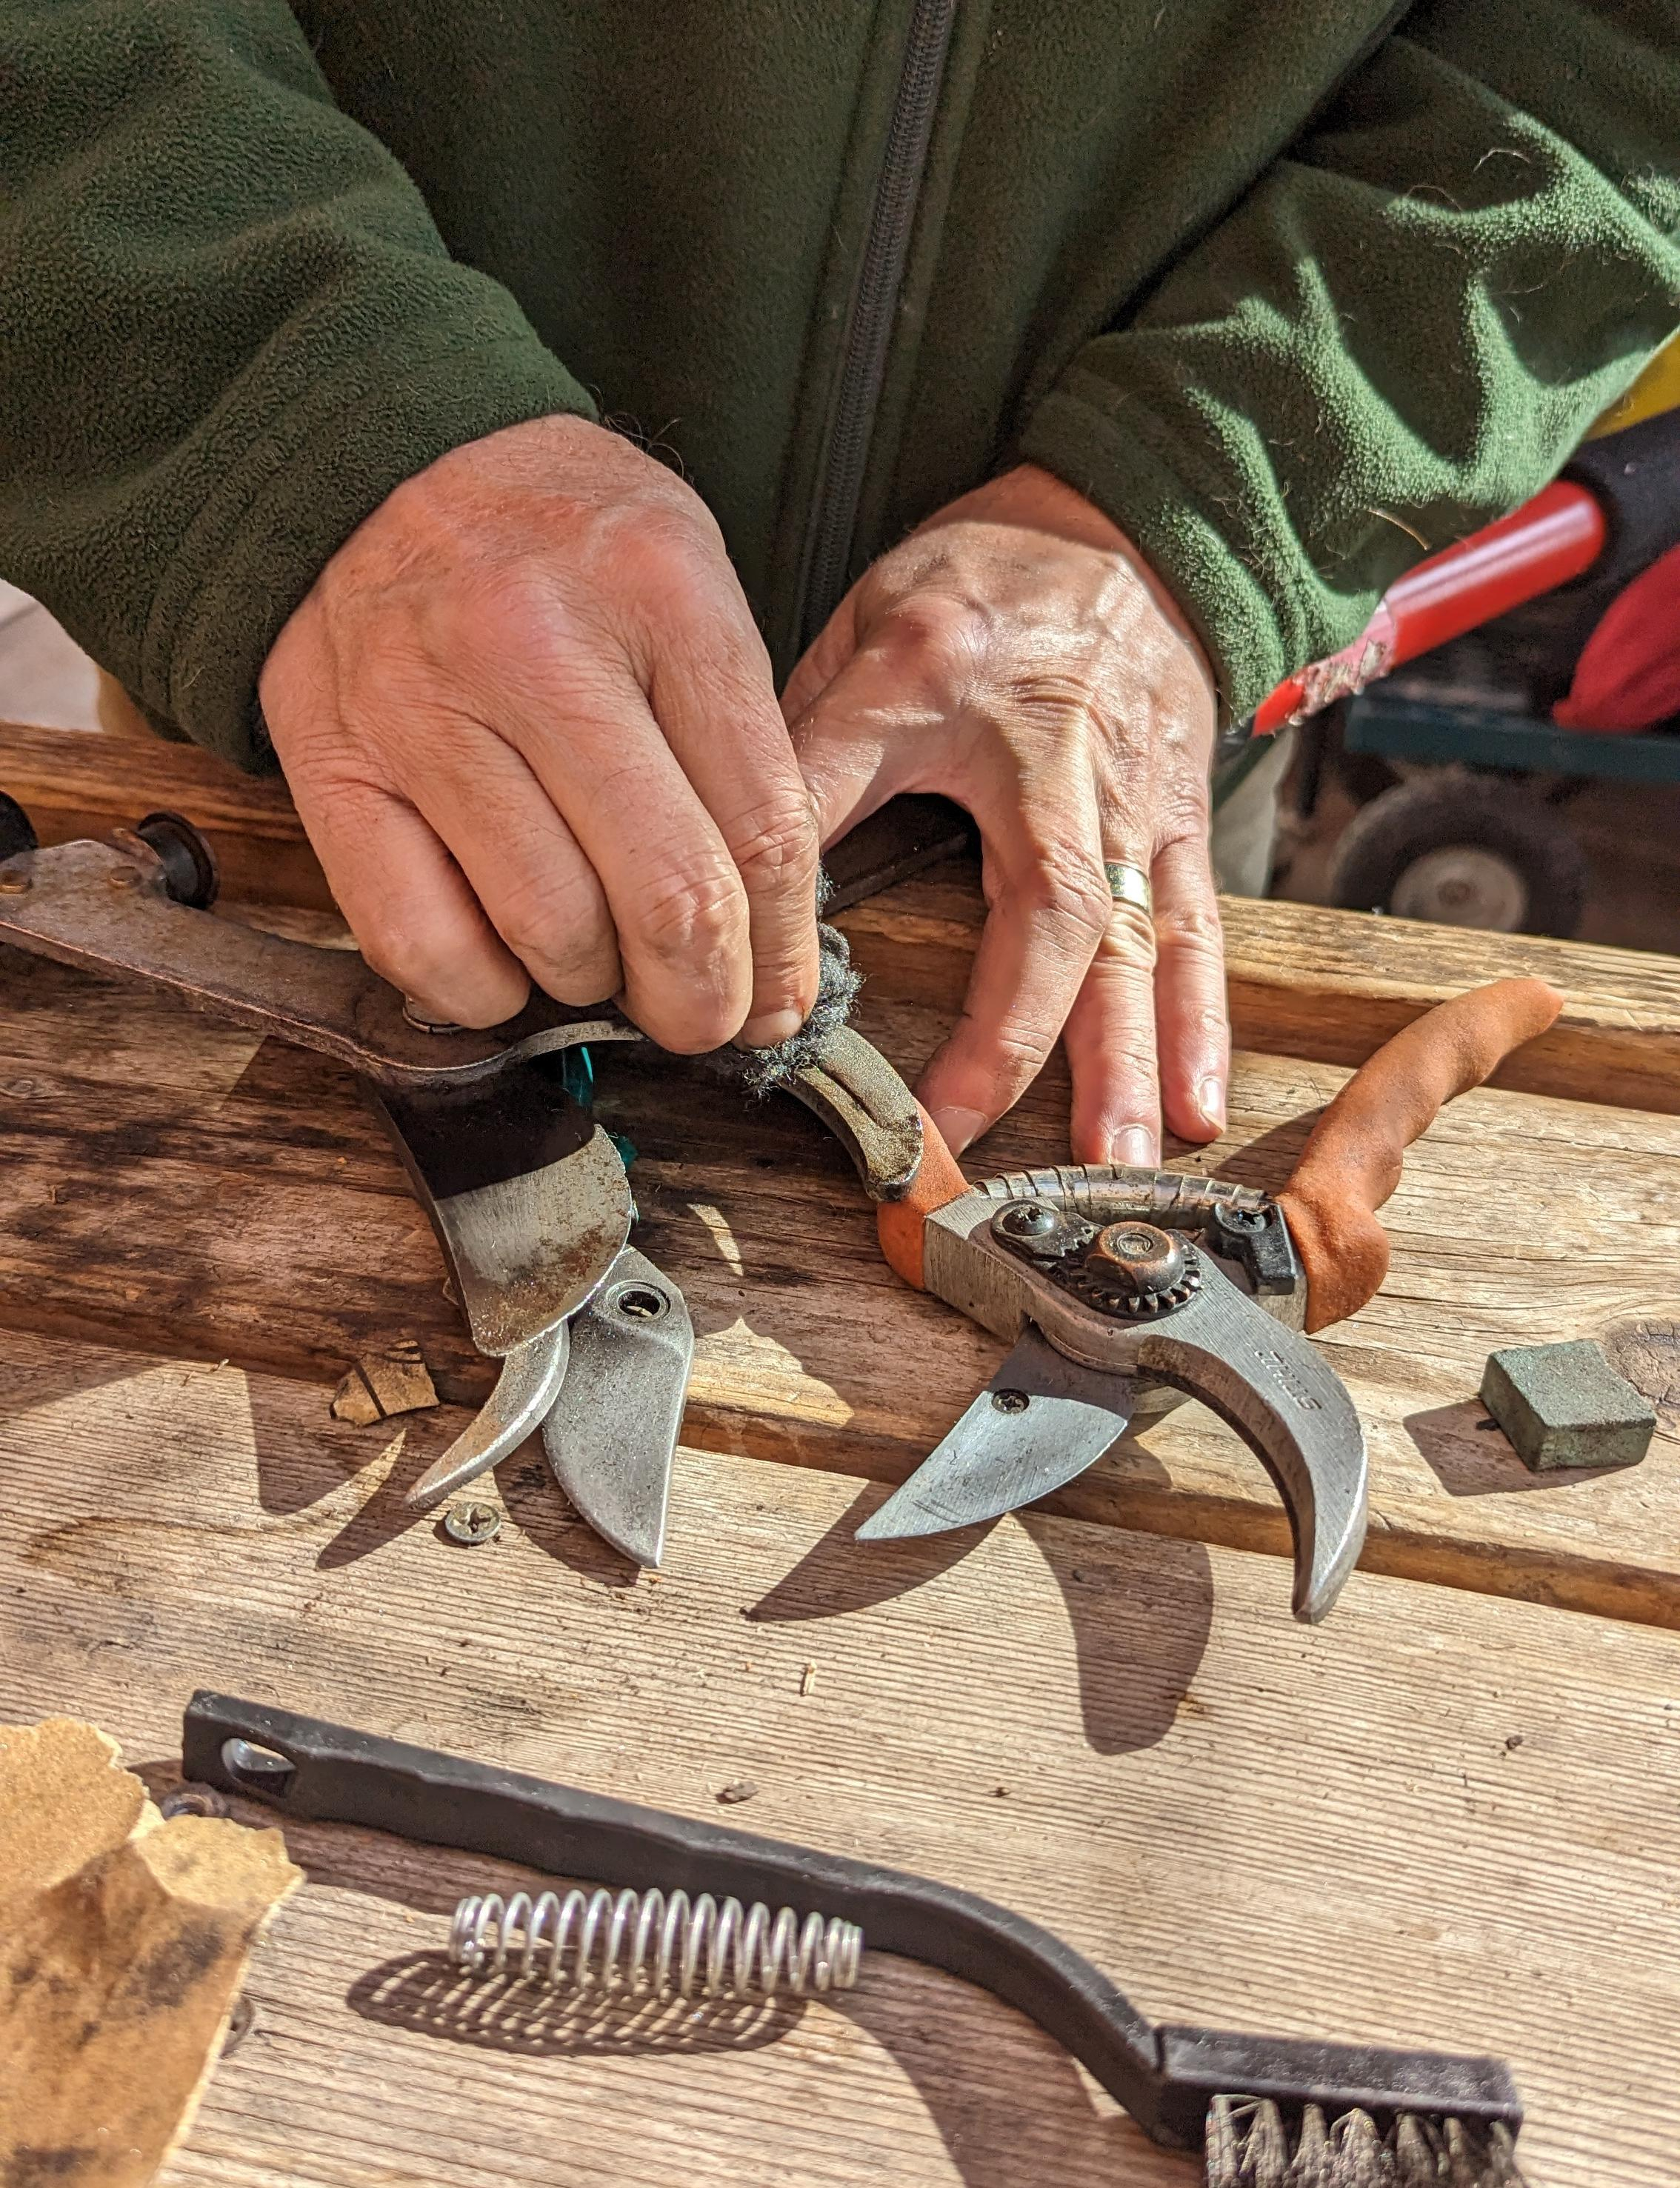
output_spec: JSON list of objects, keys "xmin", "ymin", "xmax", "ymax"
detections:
[
  {"xmin": 407, "ymin": 1324, "xmax": 572, "ymax": 1511},
  {"xmin": 541, "ymin": 1245, "xmax": 695, "ymax": 1567},
  {"xmin": 1129, "ymin": 1273, "xmax": 1367, "ymax": 1623},
  {"xmin": 857, "ymin": 1329, "xmax": 1136, "ymax": 1541},
  {"xmin": 368, "ymin": 1057, "xmax": 633, "ymax": 1360}
]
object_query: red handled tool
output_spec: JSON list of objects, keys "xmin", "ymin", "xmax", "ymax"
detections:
[{"xmin": 1252, "ymin": 482, "xmax": 1607, "ymax": 735}]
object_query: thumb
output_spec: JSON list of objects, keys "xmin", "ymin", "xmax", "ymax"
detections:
[
  {"xmin": 780, "ymin": 590, "xmax": 862, "ymax": 726},
  {"xmin": 787, "ymin": 639, "xmax": 936, "ymax": 848}
]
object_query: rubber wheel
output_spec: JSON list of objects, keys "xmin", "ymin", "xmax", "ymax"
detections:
[{"xmin": 1326, "ymin": 776, "xmax": 1587, "ymax": 936}]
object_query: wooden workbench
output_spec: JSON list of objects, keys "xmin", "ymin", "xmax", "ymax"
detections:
[{"xmin": 4, "ymin": 719, "xmax": 1680, "ymax": 2187}]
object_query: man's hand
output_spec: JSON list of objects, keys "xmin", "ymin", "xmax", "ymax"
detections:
[
  {"xmin": 260, "ymin": 414, "xmax": 821, "ymax": 1051},
  {"xmin": 785, "ymin": 463, "xmax": 1225, "ymax": 1165}
]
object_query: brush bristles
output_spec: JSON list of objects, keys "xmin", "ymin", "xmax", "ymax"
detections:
[{"xmin": 1203, "ymin": 2097, "xmax": 1529, "ymax": 2187}]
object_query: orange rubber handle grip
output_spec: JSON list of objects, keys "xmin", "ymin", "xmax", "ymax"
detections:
[
  {"xmin": 1277, "ymin": 977, "xmax": 1563, "ymax": 1333},
  {"xmin": 877, "ymin": 1104, "xmax": 969, "ymax": 1287}
]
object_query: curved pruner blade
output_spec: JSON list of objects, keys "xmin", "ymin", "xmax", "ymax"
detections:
[
  {"xmin": 1133, "ymin": 1265, "xmax": 1367, "ymax": 1622},
  {"xmin": 404, "ymin": 1325, "xmax": 572, "ymax": 1512}
]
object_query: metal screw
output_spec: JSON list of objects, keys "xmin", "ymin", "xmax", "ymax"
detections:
[
  {"xmin": 991, "ymin": 1389, "xmax": 1030, "ymax": 1415},
  {"xmin": 1216, "ymin": 1206, "xmax": 1266, "ymax": 1233},
  {"xmin": 444, "ymin": 1500, "xmax": 502, "ymax": 1546},
  {"xmin": 105, "ymin": 866, "xmax": 139, "ymax": 890},
  {"xmin": 159, "ymin": 1781, "xmax": 230, "ymax": 1821},
  {"xmin": 995, "ymin": 1201, "xmax": 1058, "ymax": 1239},
  {"xmin": 0, "ymin": 870, "xmax": 28, "ymax": 895},
  {"xmin": 1107, "ymin": 1227, "xmax": 1158, "ymax": 1258}
]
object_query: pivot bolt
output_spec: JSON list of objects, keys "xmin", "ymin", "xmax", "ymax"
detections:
[
  {"xmin": 1079, "ymin": 1221, "xmax": 1201, "ymax": 1316},
  {"xmin": 611, "ymin": 1283, "xmax": 669, "ymax": 1321},
  {"xmin": 1090, "ymin": 1221, "xmax": 1187, "ymax": 1294},
  {"xmin": 991, "ymin": 1389, "xmax": 1030, "ymax": 1415},
  {"xmin": 159, "ymin": 1782, "xmax": 230, "ymax": 1821}
]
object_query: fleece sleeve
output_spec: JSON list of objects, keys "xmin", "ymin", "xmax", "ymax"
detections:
[
  {"xmin": 0, "ymin": 0, "xmax": 593, "ymax": 766},
  {"xmin": 1017, "ymin": 0, "xmax": 1680, "ymax": 722}
]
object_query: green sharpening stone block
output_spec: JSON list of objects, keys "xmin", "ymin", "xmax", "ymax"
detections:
[{"xmin": 1479, "ymin": 1340, "xmax": 1657, "ymax": 1472}]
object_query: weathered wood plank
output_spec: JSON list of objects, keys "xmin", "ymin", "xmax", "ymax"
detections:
[
  {"xmin": 845, "ymin": 872, "xmax": 1680, "ymax": 1116},
  {"xmin": 0, "ymin": 718, "xmax": 327, "ymax": 907},
  {"xmin": 7, "ymin": 713, "xmax": 1680, "ymax": 1110},
  {"xmin": 3, "ymin": 939, "xmax": 1679, "ymax": 1627},
  {"xmin": 1, "ymin": 1327, "xmax": 1677, "ymax": 2188}
]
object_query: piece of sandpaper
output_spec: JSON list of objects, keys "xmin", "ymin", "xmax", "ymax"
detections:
[{"xmin": 0, "ymin": 1716, "xmax": 302, "ymax": 2185}]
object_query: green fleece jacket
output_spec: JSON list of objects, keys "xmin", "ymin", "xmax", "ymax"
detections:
[{"xmin": 1, "ymin": 1, "xmax": 1677, "ymax": 766}]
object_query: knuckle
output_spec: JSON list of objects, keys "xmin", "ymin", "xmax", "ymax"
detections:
[
  {"xmin": 1154, "ymin": 895, "xmax": 1224, "ymax": 953},
  {"xmin": 997, "ymin": 1023, "xmax": 1059, "ymax": 1074},
  {"xmin": 1016, "ymin": 834, "xmax": 1112, "ymax": 937},
  {"xmin": 638, "ymin": 998, "xmax": 739, "ymax": 1055},
  {"xmin": 350, "ymin": 897, "xmax": 433, "ymax": 990},
  {"xmin": 973, "ymin": 1017, "xmax": 1061, "ymax": 1085},
  {"xmin": 537, "ymin": 958, "xmax": 621, "ymax": 1007},
  {"xmin": 356, "ymin": 919, "xmax": 518, "ymax": 1028},
  {"xmin": 1093, "ymin": 910, "xmax": 1157, "ymax": 970},
  {"xmin": 452, "ymin": 564, "xmax": 562, "ymax": 655},
  {"xmin": 1153, "ymin": 793, "xmax": 1214, "ymax": 848},
  {"xmin": 351, "ymin": 921, "xmax": 416, "ymax": 994},
  {"xmin": 880, "ymin": 590, "xmax": 984, "ymax": 667},
  {"xmin": 729, "ymin": 794, "xmax": 820, "ymax": 894},
  {"xmin": 606, "ymin": 498, "xmax": 721, "ymax": 593},
  {"xmin": 421, "ymin": 576, "xmax": 584, "ymax": 696},
  {"xmin": 1179, "ymin": 1002, "xmax": 1230, "ymax": 1049},
  {"xmin": 493, "ymin": 868, "xmax": 614, "ymax": 979},
  {"xmin": 1001, "ymin": 667, "xmax": 1109, "ymax": 740},
  {"xmin": 631, "ymin": 858, "xmax": 749, "ymax": 966}
]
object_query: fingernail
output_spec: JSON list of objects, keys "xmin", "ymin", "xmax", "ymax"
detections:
[
  {"xmin": 1112, "ymin": 1126, "xmax": 1159, "ymax": 1169},
  {"xmin": 1198, "ymin": 1076, "xmax": 1227, "ymax": 1133},
  {"xmin": 930, "ymin": 1105, "xmax": 988, "ymax": 1155},
  {"xmin": 741, "ymin": 1006, "xmax": 805, "ymax": 1049}
]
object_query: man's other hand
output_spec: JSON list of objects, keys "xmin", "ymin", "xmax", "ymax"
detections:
[
  {"xmin": 261, "ymin": 415, "xmax": 821, "ymax": 1052},
  {"xmin": 784, "ymin": 463, "xmax": 1226, "ymax": 1166}
]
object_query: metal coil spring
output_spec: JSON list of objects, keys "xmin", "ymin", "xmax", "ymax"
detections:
[{"xmin": 448, "ymin": 1888, "xmax": 864, "ymax": 2000}]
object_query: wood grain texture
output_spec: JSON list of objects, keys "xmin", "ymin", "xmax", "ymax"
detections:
[
  {"xmin": 0, "ymin": 718, "xmax": 327, "ymax": 907},
  {"xmin": 844, "ymin": 870, "xmax": 1680, "ymax": 1115},
  {"xmin": 1224, "ymin": 893, "xmax": 1680, "ymax": 1115},
  {"xmin": 1, "ymin": 1327, "xmax": 1678, "ymax": 2188},
  {"xmin": 7, "ymin": 713, "xmax": 1680, "ymax": 1105},
  {"xmin": 4, "ymin": 933, "xmax": 1679, "ymax": 1627}
]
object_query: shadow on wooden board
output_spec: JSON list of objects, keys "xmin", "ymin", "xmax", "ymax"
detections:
[{"xmin": 744, "ymin": 1479, "xmax": 1214, "ymax": 1760}]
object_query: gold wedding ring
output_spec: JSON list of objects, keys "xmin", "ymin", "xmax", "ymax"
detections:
[
  {"xmin": 1103, "ymin": 861, "xmax": 1153, "ymax": 916},
  {"xmin": 1101, "ymin": 860, "xmax": 1156, "ymax": 968}
]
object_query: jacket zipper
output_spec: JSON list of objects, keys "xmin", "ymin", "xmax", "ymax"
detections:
[{"xmin": 799, "ymin": 0, "xmax": 959, "ymax": 648}]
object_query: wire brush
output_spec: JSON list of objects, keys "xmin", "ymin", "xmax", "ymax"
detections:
[{"xmin": 1204, "ymin": 2097, "xmax": 1530, "ymax": 2187}]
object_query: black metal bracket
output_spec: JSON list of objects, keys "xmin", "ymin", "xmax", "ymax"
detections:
[
  {"xmin": 183, "ymin": 1693, "xmax": 1521, "ymax": 2155},
  {"xmin": 1206, "ymin": 1199, "xmax": 1301, "ymax": 1297}
]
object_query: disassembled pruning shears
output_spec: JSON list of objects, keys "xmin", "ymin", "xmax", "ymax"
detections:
[
  {"xmin": 0, "ymin": 793, "xmax": 1561, "ymax": 1621},
  {"xmin": 0, "ymin": 798, "xmax": 918, "ymax": 1572}
]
